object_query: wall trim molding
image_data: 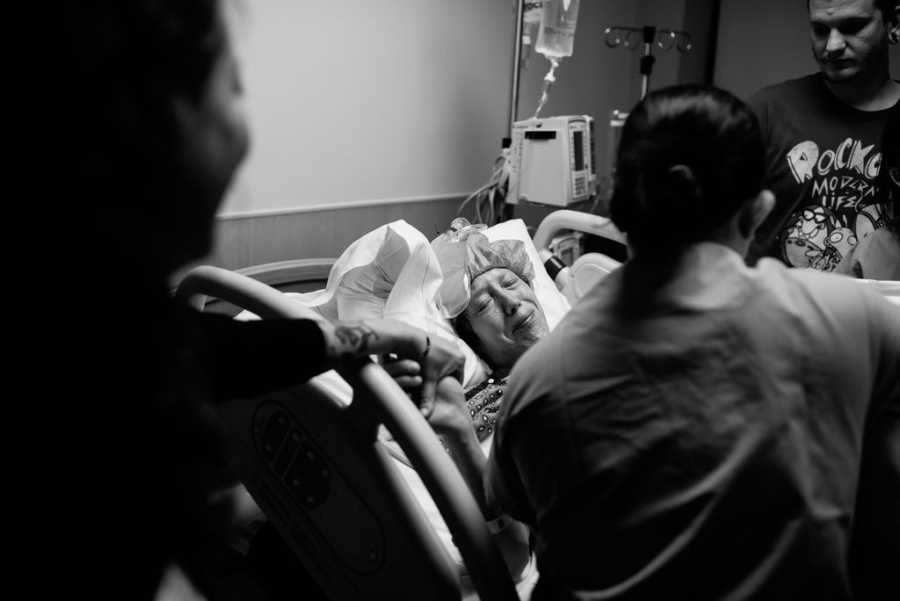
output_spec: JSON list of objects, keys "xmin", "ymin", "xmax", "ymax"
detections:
[
  {"xmin": 209, "ymin": 194, "xmax": 467, "ymax": 271},
  {"xmin": 218, "ymin": 192, "xmax": 469, "ymax": 221}
]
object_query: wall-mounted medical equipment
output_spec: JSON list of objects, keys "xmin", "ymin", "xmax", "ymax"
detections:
[
  {"xmin": 603, "ymin": 25, "xmax": 692, "ymax": 99},
  {"xmin": 508, "ymin": 114, "xmax": 596, "ymax": 207}
]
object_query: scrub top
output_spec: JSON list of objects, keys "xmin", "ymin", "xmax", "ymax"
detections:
[{"xmin": 487, "ymin": 243, "xmax": 900, "ymax": 600}]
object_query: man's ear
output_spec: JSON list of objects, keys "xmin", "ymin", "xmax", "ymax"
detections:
[
  {"xmin": 737, "ymin": 189, "xmax": 775, "ymax": 238},
  {"xmin": 888, "ymin": 6, "xmax": 900, "ymax": 44}
]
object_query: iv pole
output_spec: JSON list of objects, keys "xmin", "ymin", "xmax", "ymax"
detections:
[
  {"xmin": 595, "ymin": 25, "xmax": 692, "ymax": 211},
  {"xmin": 508, "ymin": 0, "xmax": 525, "ymax": 137},
  {"xmin": 603, "ymin": 25, "xmax": 693, "ymax": 99},
  {"xmin": 502, "ymin": 0, "xmax": 526, "ymax": 221},
  {"xmin": 640, "ymin": 26, "xmax": 656, "ymax": 99}
]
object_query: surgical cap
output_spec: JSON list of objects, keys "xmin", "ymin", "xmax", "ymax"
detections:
[
  {"xmin": 433, "ymin": 231, "xmax": 534, "ymax": 318},
  {"xmin": 465, "ymin": 233, "xmax": 534, "ymax": 283}
]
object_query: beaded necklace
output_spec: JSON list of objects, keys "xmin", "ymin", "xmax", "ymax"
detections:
[{"xmin": 464, "ymin": 375, "xmax": 509, "ymax": 442}]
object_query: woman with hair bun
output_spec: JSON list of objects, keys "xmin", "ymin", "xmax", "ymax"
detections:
[{"xmin": 426, "ymin": 85, "xmax": 900, "ymax": 600}]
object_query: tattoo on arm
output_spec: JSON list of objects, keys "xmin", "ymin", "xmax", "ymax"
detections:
[{"xmin": 333, "ymin": 323, "xmax": 380, "ymax": 359}]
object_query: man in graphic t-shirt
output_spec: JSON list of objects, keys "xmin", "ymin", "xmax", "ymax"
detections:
[{"xmin": 747, "ymin": 0, "xmax": 899, "ymax": 270}]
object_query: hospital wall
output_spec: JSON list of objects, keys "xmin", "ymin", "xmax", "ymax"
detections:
[
  {"xmin": 208, "ymin": 0, "xmax": 722, "ymax": 271},
  {"xmin": 211, "ymin": 0, "xmax": 516, "ymax": 269},
  {"xmin": 208, "ymin": 1, "xmax": 898, "ymax": 272}
]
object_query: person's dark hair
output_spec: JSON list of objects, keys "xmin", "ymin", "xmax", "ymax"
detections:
[
  {"xmin": 806, "ymin": 0, "xmax": 898, "ymax": 18},
  {"xmin": 875, "ymin": 0, "xmax": 896, "ymax": 16},
  {"xmin": 63, "ymin": 0, "xmax": 225, "ymax": 200},
  {"xmin": 609, "ymin": 84, "xmax": 765, "ymax": 256}
]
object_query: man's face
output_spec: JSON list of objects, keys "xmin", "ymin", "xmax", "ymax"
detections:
[
  {"xmin": 463, "ymin": 268, "xmax": 549, "ymax": 369},
  {"xmin": 808, "ymin": 0, "xmax": 896, "ymax": 83}
]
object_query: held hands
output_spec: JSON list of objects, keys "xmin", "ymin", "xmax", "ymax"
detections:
[
  {"xmin": 416, "ymin": 336, "xmax": 466, "ymax": 418},
  {"xmin": 374, "ymin": 320, "xmax": 464, "ymax": 416},
  {"xmin": 381, "ymin": 355, "xmax": 469, "ymax": 432},
  {"xmin": 325, "ymin": 318, "xmax": 463, "ymax": 412}
]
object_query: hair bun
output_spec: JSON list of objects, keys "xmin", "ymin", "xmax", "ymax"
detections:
[
  {"xmin": 610, "ymin": 164, "xmax": 703, "ymax": 235},
  {"xmin": 663, "ymin": 164, "xmax": 702, "ymax": 208},
  {"xmin": 643, "ymin": 163, "xmax": 703, "ymax": 224}
]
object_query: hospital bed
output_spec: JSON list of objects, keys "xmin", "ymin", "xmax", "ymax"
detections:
[
  {"xmin": 175, "ymin": 210, "xmax": 625, "ymax": 601},
  {"xmin": 178, "ymin": 266, "xmax": 518, "ymax": 601},
  {"xmin": 196, "ymin": 210, "xmax": 627, "ymax": 318}
]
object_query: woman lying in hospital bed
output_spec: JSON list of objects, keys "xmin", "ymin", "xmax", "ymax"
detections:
[
  {"xmin": 381, "ymin": 223, "xmax": 560, "ymax": 597},
  {"xmin": 235, "ymin": 217, "xmax": 576, "ymax": 598}
]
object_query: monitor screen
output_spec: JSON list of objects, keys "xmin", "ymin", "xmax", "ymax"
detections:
[{"xmin": 573, "ymin": 130, "xmax": 584, "ymax": 171}]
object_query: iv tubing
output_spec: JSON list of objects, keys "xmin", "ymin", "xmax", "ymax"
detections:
[{"xmin": 532, "ymin": 56, "xmax": 560, "ymax": 119}]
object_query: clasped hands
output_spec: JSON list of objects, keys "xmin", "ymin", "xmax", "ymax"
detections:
[{"xmin": 380, "ymin": 335, "xmax": 470, "ymax": 434}]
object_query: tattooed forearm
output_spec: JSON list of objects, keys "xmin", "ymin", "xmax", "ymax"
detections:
[{"xmin": 332, "ymin": 323, "xmax": 380, "ymax": 359}]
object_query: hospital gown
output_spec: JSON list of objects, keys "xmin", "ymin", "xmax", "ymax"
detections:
[{"xmin": 487, "ymin": 242, "xmax": 900, "ymax": 601}]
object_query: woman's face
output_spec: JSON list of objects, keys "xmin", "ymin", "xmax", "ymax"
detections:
[{"xmin": 462, "ymin": 268, "xmax": 549, "ymax": 369}]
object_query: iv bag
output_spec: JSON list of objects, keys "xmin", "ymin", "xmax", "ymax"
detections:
[
  {"xmin": 520, "ymin": 2, "xmax": 544, "ymax": 66},
  {"xmin": 535, "ymin": 0, "xmax": 581, "ymax": 59}
]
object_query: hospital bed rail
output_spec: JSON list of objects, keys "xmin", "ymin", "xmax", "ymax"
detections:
[
  {"xmin": 533, "ymin": 209, "xmax": 627, "ymax": 300},
  {"xmin": 181, "ymin": 258, "xmax": 336, "ymax": 317},
  {"xmin": 176, "ymin": 265, "xmax": 521, "ymax": 601},
  {"xmin": 533, "ymin": 211, "xmax": 900, "ymax": 305},
  {"xmin": 532, "ymin": 209, "xmax": 626, "ymax": 251},
  {"xmin": 234, "ymin": 258, "xmax": 335, "ymax": 292}
]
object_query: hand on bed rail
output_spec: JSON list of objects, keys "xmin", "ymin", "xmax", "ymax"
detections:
[{"xmin": 319, "ymin": 317, "xmax": 464, "ymax": 412}]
